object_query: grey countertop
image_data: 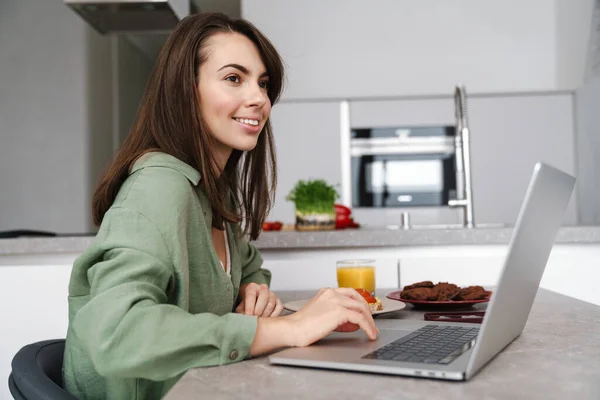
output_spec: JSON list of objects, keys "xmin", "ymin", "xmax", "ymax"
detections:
[
  {"xmin": 164, "ymin": 289, "xmax": 600, "ymax": 400},
  {"xmin": 1, "ymin": 225, "xmax": 600, "ymax": 256}
]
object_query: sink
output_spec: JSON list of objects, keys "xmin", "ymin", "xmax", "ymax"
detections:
[{"xmin": 385, "ymin": 223, "xmax": 507, "ymax": 230}]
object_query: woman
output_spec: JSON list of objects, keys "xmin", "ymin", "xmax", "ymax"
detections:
[{"xmin": 63, "ymin": 12, "xmax": 378, "ymax": 399}]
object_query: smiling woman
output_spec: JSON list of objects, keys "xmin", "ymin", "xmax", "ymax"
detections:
[
  {"xmin": 92, "ymin": 14, "xmax": 284, "ymax": 240},
  {"xmin": 61, "ymin": 12, "xmax": 378, "ymax": 400}
]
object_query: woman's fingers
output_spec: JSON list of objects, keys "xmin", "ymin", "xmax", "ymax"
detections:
[
  {"xmin": 241, "ymin": 283, "xmax": 279, "ymax": 316},
  {"xmin": 334, "ymin": 287, "xmax": 371, "ymax": 306},
  {"xmin": 341, "ymin": 308, "xmax": 378, "ymax": 340},
  {"xmin": 334, "ymin": 295, "xmax": 377, "ymax": 336},
  {"xmin": 244, "ymin": 285, "xmax": 258, "ymax": 315},
  {"xmin": 335, "ymin": 294, "xmax": 372, "ymax": 317},
  {"xmin": 309, "ymin": 287, "xmax": 378, "ymax": 340},
  {"xmin": 261, "ymin": 292, "xmax": 277, "ymax": 317},
  {"xmin": 271, "ymin": 298, "xmax": 284, "ymax": 317},
  {"xmin": 253, "ymin": 285, "xmax": 270, "ymax": 316},
  {"xmin": 235, "ymin": 300, "xmax": 245, "ymax": 314}
]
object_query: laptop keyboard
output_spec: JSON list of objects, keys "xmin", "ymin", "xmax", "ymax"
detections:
[{"xmin": 363, "ymin": 325, "xmax": 479, "ymax": 365}]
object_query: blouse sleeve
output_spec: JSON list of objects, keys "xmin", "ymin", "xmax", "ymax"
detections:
[{"xmin": 70, "ymin": 207, "xmax": 258, "ymax": 381}]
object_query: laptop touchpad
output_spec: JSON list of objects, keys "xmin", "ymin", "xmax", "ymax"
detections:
[{"xmin": 312, "ymin": 329, "xmax": 413, "ymax": 350}]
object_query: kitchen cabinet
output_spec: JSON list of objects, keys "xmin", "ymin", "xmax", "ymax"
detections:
[
  {"xmin": 0, "ymin": 256, "xmax": 76, "ymax": 400},
  {"xmin": 268, "ymin": 101, "xmax": 343, "ymax": 223},
  {"xmin": 263, "ymin": 249, "xmax": 399, "ymax": 291},
  {"xmin": 398, "ymin": 253, "xmax": 505, "ymax": 289},
  {"xmin": 242, "ymin": 0, "xmax": 560, "ymax": 99},
  {"xmin": 349, "ymin": 93, "xmax": 577, "ymax": 226},
  {"xmin": 261, "ymin": 243, "xmax": 600, "ymax": 307},
  {"xmin": 467, "ymin": 94, "xmax": 577, "ymax": 225},
  {"xmin": 574, "ymin": 77, "xmax": 600, "ymax": 225}
]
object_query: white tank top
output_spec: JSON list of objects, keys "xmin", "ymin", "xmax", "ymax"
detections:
[{"xmin": 219, "ymin": 229, "xmax": 231, "ymax": 277}]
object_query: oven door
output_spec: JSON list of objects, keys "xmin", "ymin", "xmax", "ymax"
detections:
[{"xmin": 351, "ymin": 153, "xmax": 456, "ymax": 207}]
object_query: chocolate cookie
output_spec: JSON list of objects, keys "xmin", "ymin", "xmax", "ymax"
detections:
[
  {"xmin": 403, "ymin": 281, "xmax": 435, "ymax": 290},
  {"xmin": 400, "ymin": 287, "xmax": 435, "ymax": 301},
  {"xmin": 431, "ymin": 282, "xmax": 460, "ymax": 301},
  {"xmin": 456, "ymin": 285, "xmax": 488, "ymax": 300}
]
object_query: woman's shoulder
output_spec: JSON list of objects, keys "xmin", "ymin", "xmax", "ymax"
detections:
[{"xmin": 112, "ymin": 152, "xmax": 203, "ymax": 223}]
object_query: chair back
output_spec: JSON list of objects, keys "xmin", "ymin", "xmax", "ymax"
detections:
[{"xmin": 9, "ymin": 339, "xmax": 77, "ymax": 400}]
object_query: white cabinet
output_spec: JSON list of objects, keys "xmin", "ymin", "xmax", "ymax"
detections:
[
  {"xmin": 540, "ymin": 245, "xmax": 600, "ymax": 307},
  {"xmin": 468, "ymin": 94, "xmax": 577, "ymax": 225},
  {"xmin": 262, "ymin": 248, "xmax": 400, "ymax": 291},
  {"xmin": 261, "ymin": 244, "xmax": 600, "ymax": 307},
  {"xmin": 0, "ymin": 255, "xmax": 77, "ymax": 400},
  {"xmin": 398, "ymin": 253, "xmax": 505, "ymax": 289},
  {"xmin": 396, "ymin": 244, "xmax": 600, "ymax": 306},
  {"xmin": 268, "ymin": 101, "xmax": 343, "ymax": 223}
]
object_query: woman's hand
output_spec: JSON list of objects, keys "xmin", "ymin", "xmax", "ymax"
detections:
[
  {"xmin": 236, "ymin": 283, "xmax": 284, "ymax": 317},
  {"xmin": 284, "ymin": 287, "xmax": 379, "ymax": 347}
]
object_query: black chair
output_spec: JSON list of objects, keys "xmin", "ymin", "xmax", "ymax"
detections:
[{"xmin": 9, "ymin": 339, "xmax": 77, "ymax": 400}]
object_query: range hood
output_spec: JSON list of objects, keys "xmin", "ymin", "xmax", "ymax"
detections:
[{"xmin": 64, "ymin": 0, "xmax": 190, "ymax": 34}]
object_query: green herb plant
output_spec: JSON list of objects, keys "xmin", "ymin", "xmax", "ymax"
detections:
[{"xmin": 286, "ymin": 179, "xmax": 339, "ymax": 216}]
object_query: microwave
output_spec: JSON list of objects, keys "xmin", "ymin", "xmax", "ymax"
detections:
[{"xmin": 350, "ymin": 126, "xmax": 457, "ymax": 208}]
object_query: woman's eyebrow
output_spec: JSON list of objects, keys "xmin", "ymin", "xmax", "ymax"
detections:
[{"xmin": 218, "ymin": 63, "xmax": 269, "ymax": 78}]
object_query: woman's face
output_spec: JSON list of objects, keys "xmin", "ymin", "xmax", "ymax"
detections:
[{"xmin": 198, "ymin": 32, "xmax": 272, "ymax": 166}]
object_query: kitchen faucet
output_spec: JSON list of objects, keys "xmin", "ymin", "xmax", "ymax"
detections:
[{"xmin": 448, "ymin": 85, "xmax": 475, "ymax": 227}]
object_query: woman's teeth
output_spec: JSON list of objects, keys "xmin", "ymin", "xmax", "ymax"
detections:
[{"xmin": 234, "ymin": 118, "xmax": 259, "ymax": 126}]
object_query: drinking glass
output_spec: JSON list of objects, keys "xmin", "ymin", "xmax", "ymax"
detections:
[{"xmin": 336, "ymin": 259, "xmax": 376, "ymax": 295}]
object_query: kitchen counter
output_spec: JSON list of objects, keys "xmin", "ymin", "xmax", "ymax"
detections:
[
  {"xmin": 163, "ymin": 289, "xmax": 600, "ymax": 400},
  {"xmin": 2, "ymin": 225, "xmax": 600, "ymax": 256}
]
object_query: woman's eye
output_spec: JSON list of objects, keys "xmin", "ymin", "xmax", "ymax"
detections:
[
  {"xmin": 259, "ymin": 80, "xmax": 269, "ymax": 89},
  {"xmin": 225, "ymin": 75, "xmax": 241, "ymax": 83}
]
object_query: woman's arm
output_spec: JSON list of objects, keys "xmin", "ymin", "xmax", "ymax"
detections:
[
  {"xmin": 249, "ymin": 288, "xmax": 379, "ymax": 356},
  {"xmin": 70, "ymin": 207, "xmax": 261, "ymax": 381}
]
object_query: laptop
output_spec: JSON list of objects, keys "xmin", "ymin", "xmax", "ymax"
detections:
[{"xmin": 269, "ymin": 162, "xmax": 575, "ymax": 381}]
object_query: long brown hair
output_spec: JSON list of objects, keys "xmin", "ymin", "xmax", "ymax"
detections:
[{"xmin": 92, "ymin": 12, "xmax": 284, "ymax": 240}]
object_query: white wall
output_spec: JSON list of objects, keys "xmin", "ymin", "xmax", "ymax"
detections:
[
  {"xmin": 243, "ymin": 0, "xmax": 559, "ymax": 99},
  {"xmin": 0, "ymin": 0, "xmax": 113, "ymax": 234},
  {"xmin": 555, "ymin": 0, "xmax": 595, "ymax": 89},
  {"xmin": 0, "ymin": 0, "xmax": 154, "ymax": 235},
  {"xmin": 244, "ymin": 0, "xmax": 596, "ymax": 99}
]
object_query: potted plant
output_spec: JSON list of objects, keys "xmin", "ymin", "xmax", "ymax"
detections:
[{"xmin": 286, "ymin": 179, "xmax": 339, "ymax": 231}]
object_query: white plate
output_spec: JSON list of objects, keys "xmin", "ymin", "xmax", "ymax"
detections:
[{"xmin": 283, "ymin": 297, "xmax": 406, "ymax": 316}]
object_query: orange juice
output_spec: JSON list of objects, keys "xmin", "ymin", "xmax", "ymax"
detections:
[{"xmin": 336, "ymin": 266, "xmax": 375, "ymax": 293}]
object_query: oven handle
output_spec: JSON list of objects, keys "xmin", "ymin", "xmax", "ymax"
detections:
[{"xmin": 350, "ymin": 144, "xmax": 455, "ymax": 156}]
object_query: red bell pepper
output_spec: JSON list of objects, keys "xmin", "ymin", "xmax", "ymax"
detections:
[
  {"xmin": 334, "ymin": 203, "xmax": 352, "ymax": 217},
  {"xmin": 335, "ymin": 214, "xmax": 351, "ymax": 229}
]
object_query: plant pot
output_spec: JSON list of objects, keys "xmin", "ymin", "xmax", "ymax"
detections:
[{"xmin": 295, "ymin": 211, "xmax": 336, "ymax": 231}]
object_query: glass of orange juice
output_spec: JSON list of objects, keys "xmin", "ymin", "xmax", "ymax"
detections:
[{"xmin": 336, "ymin": 259, "xmax": 376, "ymax": 295}]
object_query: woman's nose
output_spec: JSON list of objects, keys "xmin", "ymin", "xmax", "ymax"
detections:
[{"xmin": 245, "ymin": 83, "xmax": 268, "ymax": 107}]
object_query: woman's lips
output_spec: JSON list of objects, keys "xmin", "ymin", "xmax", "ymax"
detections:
[{"xmin": 233, "ymin": 118, "xmax": 261, "ymax": 134}]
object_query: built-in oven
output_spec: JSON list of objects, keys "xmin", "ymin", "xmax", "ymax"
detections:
[{"xmin": 350, "ymin": 126, "xmax": 456, "ymax": 208}]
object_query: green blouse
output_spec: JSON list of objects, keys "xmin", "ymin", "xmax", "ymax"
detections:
[{"xmin": 62, "ymin": 152, "xmax": 271, "ymax": 399}]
